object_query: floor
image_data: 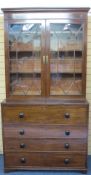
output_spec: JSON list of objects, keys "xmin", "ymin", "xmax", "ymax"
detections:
[{"xmin": 0, "ymin": 155, "xmax": 91, "ymax": 175}]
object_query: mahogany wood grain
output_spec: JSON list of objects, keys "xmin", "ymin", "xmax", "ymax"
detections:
[
  {"xmin": 4, "ymin": 124, "xmax": 87, "ymax": 139},
  {"xmin": 4, "ymin": 152, "xmax": 86, "ymax": 169},
  {"xmin": 4, "ymin": 138, "xmax": 87, "ymax": 152},
  {"xmin": 2, "ymin": 105, "xmax": 88, "ymax": 125},
  {"xmin": 1, "ymin": 8, "xmax": 89, "ymax": 100},
  {"xmin": 1, "ymin": 7, "xmax": 89, "ymax": 173}
]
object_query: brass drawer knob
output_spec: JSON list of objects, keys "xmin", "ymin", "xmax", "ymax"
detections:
[
  {"xmin": 64, "ymin": 113, "xmax": 70, "ymax": 119},
  {"xmin": 65, "ymin": 130, "xmax": 70, "ymax": 136},
  {"xmin": 19, "ymin": 112, "xmax": 24, "ymax": 118},
  {"xmin": 20, "ymin": 157, "xmax": 26, "ymax": 163},
  {"xmin": 64, "ymin": 143, "xmax": 70, "ymax": 149},
  {"xmin": 20, "ymin": 143, "xmax": 26, "ymax": 148},
  {"xmin": 19, "ymin": 129, "xmax": 25, "ymax": 135},
  {"xmin": 64, "ymin": 158, "xmax": 70, "ymax": 164}
]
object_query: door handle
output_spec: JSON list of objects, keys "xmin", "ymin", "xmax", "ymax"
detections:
[
  {"xmin": 43, "ymin": 56, "xmax": 46, "ymax": 64},
  {"xmin": 43, "ymin": 56, "xmax": 48, "ymax": 64},
  {"xmin": 46, "ymin": 56, "xmax": 48, "ymax": 64}
]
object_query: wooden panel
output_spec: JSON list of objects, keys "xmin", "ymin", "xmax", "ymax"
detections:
[
  {"xmin": 4, "ymin": 125, "xmax": 87, "ymax": 139},
  {"xmin": 5, "ymin": 152, "xmax": 86, "ymax": 169},
  {"xmin": 0, "ymin": 36, "xmax": 4, "ymax": 43},
  {"xmin": 87, "ymin": 56, "xmax": 91, "ymax": 62},
  {"xmin": 88, "ymin": 15, "xmax": 91, "ymax": 22},
  {"xmin": 87, "ymin": 76, "xmax": 91, "ymax": 82},
  {"xmin": 87, "ymin": 68, "xmax": 91, "ymax": 75},
  {"xmin": 0, "ymin": 17, "xmax": 4, "ymax": 23},
  {"xmin": 0, "ymin": 25, "xmax": 4, "ymax": 30},
  {"xmin": 86, "ymin": 94, "xmax": 91, "ymax": 99},
  {"xmin": 0, "ymin": 88, "xmax": 5, "ymax": 93},
  {"xmin": 0, "ymin": 94, "xmax": 6, "ymax": 101},
  {"xmin": 0, "ymin": 30, "xmax": 4, "ymax": 37},
  {"xmin": 0, "ymin": 64, "xmax": 5, "ymax": 69},
  {"xmin": 88, "ymin": 22, "xmax": 91, "ymax": 29},
  {"xmin": 0, "ymin": 44, "xmax": 4, "ymax": 50},
  {"xmin": 0, "ymin": 8, "xmax": 90, "ymax": 169},
  {"xmin": 3, "ymin": 10, "xmax": 87, "ymax": 20},
  {"xmin": 87, "ymin": 49, "xmax": 91, "ymax": 55},
  {"xmin": 4, "ymin": 138, "xmax": 87, "ymax": 152},
  {"xmin": 87, "ymin": 29, "xmax": 91, "ymax": 36},
  {"xmin": 0, "ymin": 80, "xmax": 5, "ymax": 87},
  {"xmin": 0, "ymin": 69, "xmax": 5, "ymax": 74},
  {"xmin": 2, "ymin": 105, "xmax": 88, "ymax": 125}
]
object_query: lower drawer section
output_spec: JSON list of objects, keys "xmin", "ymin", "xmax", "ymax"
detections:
[
  {"xmin": 4, "ymin": 138, "xmax": 87, "ymax": 152},
  {"xmin": 4, "ymin": 124, "xmax": 87, "ymax": 138},
  {"xmin": 5, "ymin": 152, "xmax": 86, "ymax": 169}
]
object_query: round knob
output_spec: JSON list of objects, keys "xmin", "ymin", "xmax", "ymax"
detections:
[
  {"xmin": 20, "ymin": 157, "xmax": 26, "ymax": 163},
  {"xmin": 64, "ymin": 143, "xmax": 70, "ymax": 149},
  {"xmin": 19, "ymin": 129, "xmax": 25, "ymax": 135},
  {"xmin": 65, "ymin": 130, "xmax": 70, "ymax": 136},
  {"xmin": 19, "ymin": 112, "xmax": 24, "ymax": 118},
  {"xmin": 20, "ymin": 143, "xmax": 26, "ymax": 148},
  {"xmin": 64, "ymin": 113, "xmax": 70, "ymax": 119},
  {"xmin": 64, "ymin": 158, "xmax": 70, "ymax": 164}
]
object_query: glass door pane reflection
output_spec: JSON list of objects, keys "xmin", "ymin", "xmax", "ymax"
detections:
[
  {"xmin": 9, "ymin": 23, "xmax": 42, "ymax": 95},
  {"xmin": 50, "ymin": 22, "xmax": 83, "ymax": 95}
]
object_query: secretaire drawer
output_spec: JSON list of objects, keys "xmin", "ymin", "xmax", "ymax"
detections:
[
  {"xmin": 4, "ymin": 138, "xmax": 87, "ymax": 152},
  {"xmin": 4, "ymin": 124, "xmax": 87, "ymax": 139},
  {"xmin": 2, "ymin": 105, "xmax": 88, "ymax": 125},
  {"xmin": 5, "ymin": 152, "xmax": 86, "ymax": 169}
]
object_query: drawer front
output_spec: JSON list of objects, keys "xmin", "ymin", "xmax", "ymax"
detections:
[
  {"xmin": 2, "ymin": 105, "xmax": 88, "ymax": 125},
  {"xmin": 4, "ymin": 138, "xmax": 87, "ymax": 152},
  {"xmin": 4, "ymin": 125, "xmax": 87, "ymax": 138},
  {"xmin": 5, "ymin": 152, "xmax": 86, "ymax": 169}
]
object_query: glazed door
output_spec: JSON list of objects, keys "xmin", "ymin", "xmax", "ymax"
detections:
[
  {"xmin": 46, "ymin": 20, "xmax": 84, "ymax": 96},
  {"xmin": 8, "ymin": 20, "xmax": 46, "ymax": 96},
  {"xmin": 6, "ymin": 19, "xmax": 85, "ymax": 98}
]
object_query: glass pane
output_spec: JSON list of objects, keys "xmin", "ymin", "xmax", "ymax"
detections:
[
  {"xmin": 50, "ymin": 23, "xmax": 83, "ymax": 95},
  {"xmin": 9, "ymin": 23, "xmax": 42, "ymax": 95}
]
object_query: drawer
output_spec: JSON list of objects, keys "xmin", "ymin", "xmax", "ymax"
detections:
[
  {"xmin": 5, "ymin": 152, "xmax": 86, "ymax": 169},
  {"xmin": 2, "ymin": 105, "xmax": 88, "ymax": 125},
  {"xmin": 4, "ymin": 124, "xmax": 87, "ymax": 139},
  {"xmin": 4, "ymin": 138, "xmax": 87, "ymax": 152}
]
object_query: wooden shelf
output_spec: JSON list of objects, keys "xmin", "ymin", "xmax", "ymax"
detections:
[
  {"xmin": 10, "ymin": 42, "xmax": 40, "ymax": 52},
  {"xmin": 58, "ymin": 43, "xmax": 82, "ymax": 51},
  {"xmin": 50, "ymin": 58, "xmax": 82, "ymax": 73},
  {"xmin": 10, "ymin": 59, "xmax": 41, "ymax": 73}
]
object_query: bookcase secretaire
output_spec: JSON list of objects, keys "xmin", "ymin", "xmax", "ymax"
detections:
[{"xmin": 1, "ymin": 7, "xmax": 89, "ymax": 173}]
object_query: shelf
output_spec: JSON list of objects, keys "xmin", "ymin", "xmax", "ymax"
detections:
[
  {"xmin": 9, "ymin": 42, "xmax": 40, "ymax": 52},
  {"xmin": 10, "ymin": 72, "xmax": 41, "ymax": 74},
  {"xmin": 10, "ymin": 59, "xmax": 41, "ymax": 73},
  {"xmin": 58, "ymin": 43, "xmax": 82, "ymax": 51},
  {"xmin": 51, "ymin": 51, "xmax": 82, "ymax": 59},
  {"xmin": 50, "ymin": 58, "xmax": 82, "ymax": 74}
]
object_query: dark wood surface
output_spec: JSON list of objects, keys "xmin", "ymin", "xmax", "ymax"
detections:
[
  {"xmin": 1, "ymin": 7, "xmax": 89, "ymax": 172},
  {"xmin": 2, "ymin": 105, "xmax": 88, "ymax": 125},
  {"xmin": 2, "ymin": 7, "xmax": 90, "ymax": 12},
  {"xmin": 4, "ymin": 124, "xmax": 87, "ymax": 139},
  {"xmin": 2, "ymin": 7, "xmax": 89, "ymax": 100},
  {"xmin": 4, "ymin": 138, "xmax": 87, "ymax": 152},
  {"xmin": 5, "ymin": 152, "xmax": 86, "ymax": 169},
  {"xmin": 2, "ymin": 101, "xmax": 88, "ymax": 172},
  {"xmin": 2, "ymin": 98, "xmax": 89, "ymax": 105}
]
